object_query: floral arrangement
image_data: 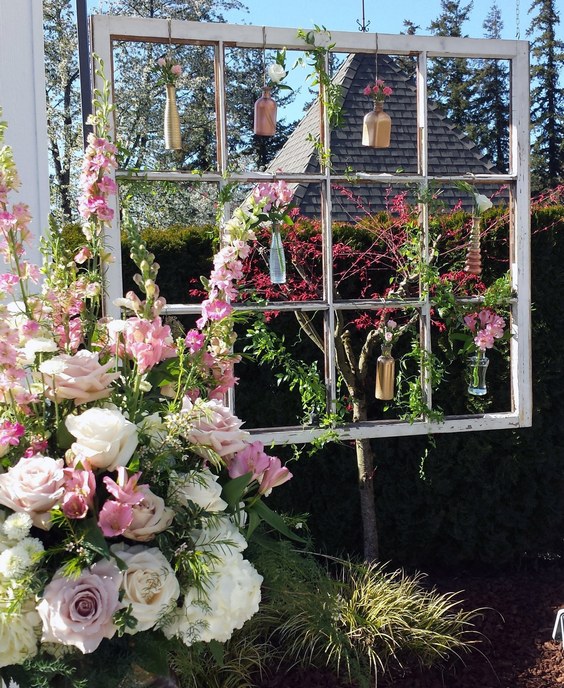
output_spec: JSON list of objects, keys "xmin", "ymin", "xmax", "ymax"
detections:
[
  {"xmin": 155, "ymin": 56, "xmax": 182, "ymax": 86},
  {"xmin": 363, "ymin": 79, "xmax": 393, "ymax": 103},
  {"xmin": 0, "ymin": 72, "xmax": 294, "ymax": 687},
  {"xmin": 464, "ymin": 308, "xmax": 506, "ymax": 352}
]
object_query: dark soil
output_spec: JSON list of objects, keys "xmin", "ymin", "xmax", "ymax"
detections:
[{"xmin": 260, "ymin": 559, "xmax": 564, "ymax": 688}]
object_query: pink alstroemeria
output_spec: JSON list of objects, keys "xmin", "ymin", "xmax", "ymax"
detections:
[
  {"xmin": 74, "ymin": 246, "xmax": 93, "ymax": 264},
  {"xmin": 63, "ymin": 465, "xmax": 96, "ymax": 520},
  {"xmin": 228, "ymin": 441, "xmax": 271, "ymax": 481},
  {"xmin": 258, "ymin": 456, "xmax": 293, "ymax": 496},
  {"xmin": 103, "ymin": 466, "xmax": 147, "ymax": 505},
  {"xmin": 98, "ymin": 500, "xmax": 133, "ymax": 537}
]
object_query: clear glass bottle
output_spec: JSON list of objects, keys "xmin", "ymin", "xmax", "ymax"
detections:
[
  {"xmin": 467, "ymin": 351, "xmax": 489, "ymax": 396},
  {"xmin": 269, "ymin": 226, "xmax": 286, "ymax": 284}
]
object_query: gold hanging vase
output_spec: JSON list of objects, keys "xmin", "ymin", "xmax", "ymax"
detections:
[
  {"xmin": 375, "ymin": 343, "xmax": 395, "ymax": 400},
  {"xmin": 464, "ymin": 216, "xmax": 482, "ymax": 275},
  {"xmin": 164, "ymin": 84, "xmax": 182, "ymax": 150},
  {"xmin": 254, "ymin": 87, "xmax": 277, "ymax": 137},
  {"xmin": 362, "ymin": 102, "xmax": 392, "ymax": 148}
]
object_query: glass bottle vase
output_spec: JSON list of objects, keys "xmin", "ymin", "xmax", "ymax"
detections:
[
  {"xmin": 269, "ymin": 226, "xmax": 286, "ymax": 284},
  {"xmin": 362, "ymin": 102, "xmax": 392, "ymax": 148},
  {"xmin": 375, "ymin": 343, "xmax": 395, "ymax": 400},
  {"xmin": 467, "ymin": 351, "xmax": 489, "ymax": 396},
  {"xmin": 254, "ymin": 87, "xmax": 277, "ymax": 136}
]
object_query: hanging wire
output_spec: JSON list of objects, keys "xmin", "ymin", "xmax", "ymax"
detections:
[
  {"xmin": 516, "ymin": 0, "xmax": 521, "ymax": 39},
  {"xmin": 357, "ymin": 0, "xmax": 370, "ymax": 31},
  {"xmin": 262, "ymin": 26, "xmax": 267, "ymax": 86},
  {"xmin": 374, "ymin": 32, "xmax": 379, "ymax": 82}
]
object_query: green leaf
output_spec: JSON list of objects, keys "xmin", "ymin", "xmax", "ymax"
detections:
[
  {"xmin": 250, "ymin": 500, "xmax": 307, "ymax": 543},
  {"xmin": 132, "ymin": 631, "xmax": 172, "ymax": 676},
  {"xmin": 246, "ymin": 507, "xmax": 262, "ymax": 541},
  {"xmin": 208, "ymin": 639, "xmax": 225, "ymax": 666},
  {"xmin": 221, "ymin": 473, "xmax": 252, "ymax": 509},
  {"xmin": 78, "ymin": 519, "xmax": 111, "ymax": 559}
]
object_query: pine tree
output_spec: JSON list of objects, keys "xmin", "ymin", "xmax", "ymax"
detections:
[
  {"xmin": 43, "ymin": 0, "xmax": 294, "ymax": 222},
  {"xmin": 466, "ymin": 2, "xmax": 509, "ymax": 172},
  {"xmin": 528, "ymin": 0, "xmax": 564, "ymax": 191},
  {"xmin": 427, "ymin": 0, "xmax": 475, "ymax": 131}
]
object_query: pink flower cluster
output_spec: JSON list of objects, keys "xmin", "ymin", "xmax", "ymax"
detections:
[
  {"xmin": 464, "ymin": 308, "xmax": 506, "ymax": 351},
  {"xmin": 363, "ymin": 79, "xmax": 393, "ymax": 103},
  {"xmin": 252, "ymin": 180, "xmax": 293, "ymax": 213},
  {"xmin": 156, "ymin": 56, "xmax": 182, "ymax": 85},
  {"xmin": 227, "ymin": 441, "xmax": 293, "ymax": 496},
  {"xmin": 77, "ymin": 133, "xmax": 118, "ymax": 232},
  {"xmin": 108, "ymin": 316, "xmax": 176, "ymax": 374}
]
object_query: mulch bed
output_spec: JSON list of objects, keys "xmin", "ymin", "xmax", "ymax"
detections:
[{"xmin": 260, "ymin": 559, "xmax": 564, "ymax": 687}]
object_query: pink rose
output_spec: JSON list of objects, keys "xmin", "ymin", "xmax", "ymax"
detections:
[
  {"xmin": 178, "ymin": 397, "xmax": 249, "ymax": 459},
  {"xmin": 39, "ymin": 350, "xmax": 119, "ymax": 406},
  {"xmin": 37, "ymin": 559, "xmax": 122, "ymax": 653},
  {"xmin": 0, "ymin": 455, "xmax": 65, "ymax": 529},
  {"xmin": 122, "ymin": 488, "xmax": 175, "ymax": 542}
]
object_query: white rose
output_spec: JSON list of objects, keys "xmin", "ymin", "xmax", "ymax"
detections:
[
  {"xmin": 111, "ymin": 544, "xmax": 180, "ymax": 633},
  {"xmin": 138, "ymin": 412, "xmax": 167, "ymax": 447},
  {"xmin": 170, "ymin": 469, "xmax": 227, "ymax": 512},
  {"xmin": 122, "ymin": 489, "xmax": 175, "ymax": 542},
  {"xmin": 474, "ymin": 193, "xmax": 493, "ymax": 213},
  {"xmin": 65, "ymin": 407, "xmax": 138, "ymax": 470},
  {"xmin": 0, "ymin": 604, "xmax": 39, "ymax": 668},
  {"xmin": 267, "ymin": 62, "xmax": 286, "ymax": 83}
]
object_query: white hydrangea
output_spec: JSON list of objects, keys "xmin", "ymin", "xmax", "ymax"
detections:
[
  {"xmin": 163, "ymin": 553, "xmax": 262, "ymax": 646},
  {"xmin": 0, "ymin": 545, "xmax": 31, "ymax": 578},
  {"xmin": 2, "ymin": 513, "xmax": 33, "ymax": 542},
  {"xmin": 193, "ymin": 515, "xmax": 247, "ymax": 559},
  {"xmin": 0, "ymin": 605, "xmax": 40, "ymax": 668}
]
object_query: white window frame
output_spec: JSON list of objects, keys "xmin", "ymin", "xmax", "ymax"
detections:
[{"xmin": 91, "ymin": 15, "xmax": 532, "ymax": 444}]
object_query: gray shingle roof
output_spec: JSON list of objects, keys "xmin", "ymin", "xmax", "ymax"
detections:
[{"xmin": 268, "ymin": 53, "xmax": 496, "ymax": 221}]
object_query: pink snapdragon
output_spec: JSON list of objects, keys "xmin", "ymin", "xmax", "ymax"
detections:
[
  {"xmin": 196, "ymin": 298, "xmax": 233, "ymax": 329},
  {"xmin": 0, "ymin": 419, "xmax": 25, "ymax": 457},
  {"xmin": 110, "ymin": 316, "xmax": 176, "ymax": 373},
  {"xmin": 185, "ymin": 329, "xmax": 205, "ymax": 354}
]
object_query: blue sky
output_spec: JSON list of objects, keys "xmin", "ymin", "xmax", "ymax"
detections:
[{"xmin": 223, "ymin": 0, "xmax": 533, "ymax": 40}]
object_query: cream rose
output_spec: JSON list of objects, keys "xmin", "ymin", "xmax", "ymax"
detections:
[
  {"xmin": 0, "ymin": 604, "xmax": 40, "ymax": 668},
  {"xmin": 170, "ymin": 468, "xmax": 227, "ymax": 512},
  {"xmin": 175, "ymin": 397, "xmax": 249, "ymax": 459},
  {"xmin": 122, "ymin": 489, "xmax": 174, "ymax": 542},
  {"xmin": 65, "ymin": 406, "xmax": 138, "ymax": 470},
  {"xmin": 39, "ymin": 350, "xmax": 119, "ymax": 406},
  {"xmin": 0, "ymin": 455, "xmax": 65, "ymax": 530},
  {"xmin": 111, "ymin": 544, "xmax": 180, "ymax": 632},
  {"xmin": 474, "ymin": 192, "xmax": 493, "ymax": 213},
  {"xmin": 37, "ymin": 559, "xmax": 122, "ymax": 654}
]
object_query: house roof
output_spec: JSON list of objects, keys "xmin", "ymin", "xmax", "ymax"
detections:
[{"xmin": 268, "ymin": 53, "xmax": 497, "ymax": 221}]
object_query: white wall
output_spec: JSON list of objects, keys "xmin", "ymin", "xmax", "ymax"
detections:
[{"xmin": 0, "ymin": 0, "xmax": 50, "ymax": 267}]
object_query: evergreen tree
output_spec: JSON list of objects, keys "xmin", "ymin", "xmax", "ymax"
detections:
[
  {"xmin": 427, "ymin": 0, "xmax": 475, "ymax": 131},
  {"xmin": 43, "ymin": 0, "xmax": 295, "ymax": 223},
  {"xmin": 528, "ymin": 0, "xmax": 564, "ymax": 191},
  {"xmin": 466, "ymin": 2, "xmax": 509, "ymax": 172}
]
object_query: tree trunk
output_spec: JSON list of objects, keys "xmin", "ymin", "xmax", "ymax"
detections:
[{"xmin": 352, "ymin": 399, "xmax": 379, "ymax": 561}]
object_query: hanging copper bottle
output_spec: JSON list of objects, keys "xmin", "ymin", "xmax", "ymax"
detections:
[
  {"xmin": 464, "ymin": 216, "xmax": 482, "ymax": 275},
  {"xmin": 254, "ymin": 87, "xmax": 277, "ymax": 137},
  {"xmin": 164, "ymin": 84, "xmax": 182, "ymax": 150},
  {"xmin": 362, "ymin": 102, "xmax": 392, "ymax": 148},
  {"xmin": 375, "ymin": 343, "xmax": 395, "ymax": 400}
]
